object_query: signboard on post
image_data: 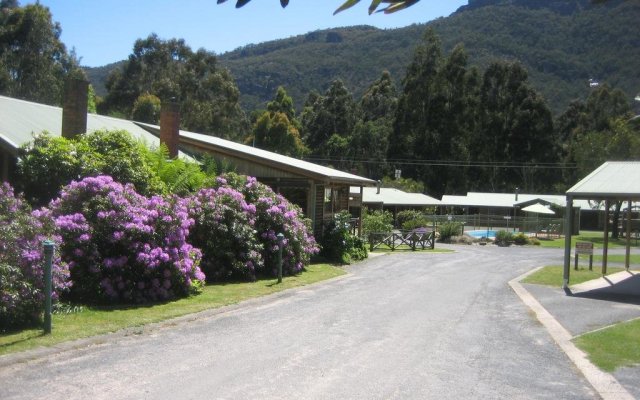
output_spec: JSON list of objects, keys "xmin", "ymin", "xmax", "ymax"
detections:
[{"xmin": 574, "ymin": 242, "xmax": 594, "ymax": 271}]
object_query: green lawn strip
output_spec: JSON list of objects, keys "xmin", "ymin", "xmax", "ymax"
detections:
[
  {"xmin": 592, "ymin": 254, "xmax": 640, "ymax": 264},
  {"xmin": 574, "ymin": 318, "xmax": 640, "ymax": 372},
  {"xmin": 0, "ymin": 263, "xmax": 344, "ymax": 356},
  {"xmin": 521, "ymin": 265, "xmax": 625, "ymax": 287},
  {"xmin": 537, "ymin": 231, "xmax": 639, "ymax": 250}
]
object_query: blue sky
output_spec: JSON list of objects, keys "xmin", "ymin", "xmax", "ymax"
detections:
[{"xmin": 31, "ymin": 0, "xmax": 468, "ymax": 67}]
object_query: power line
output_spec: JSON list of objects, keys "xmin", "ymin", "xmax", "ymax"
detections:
[{"xmin": 302, "ymin": 156, "xmax": 578, "ymax": 170}]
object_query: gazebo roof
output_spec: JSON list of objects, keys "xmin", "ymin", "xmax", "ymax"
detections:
[{"xmin": 567, "ymin": 161, "xmax": 640, "ymax": 200}]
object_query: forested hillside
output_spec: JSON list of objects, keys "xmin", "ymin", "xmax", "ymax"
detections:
[
  {"xmin": 84, "ymin": 0, "xmax": 639, "ymax": 114},
  {"xmin": 212, "ymin": 0, "xmax": 638, "ymax": 114}
]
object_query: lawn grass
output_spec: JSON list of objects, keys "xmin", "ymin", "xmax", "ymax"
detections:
[
  {"xmin": 0, "ymin": 263, "xmax": 345, "ymax": 356},
  {"xmin": 574, "ymin": 318, "xmax": 640, "ymax": 372},
  {"xmin": 592, "ymin": 254, "xmax": 640, "ymax": 265},
  {"xmin": 537, "ymin": 231, "xmax": 639, "ymax": 250},
  {"xmin": 524, "ymin": 265, "xmax": 640, "ymax": 372},
  {"xmin": 521, "ymin": 265, "xmax": 625, "ymax": 287}
]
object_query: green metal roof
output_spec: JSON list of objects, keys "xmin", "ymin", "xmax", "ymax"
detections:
[
  {"xmin": 350, "ymin": 187, "xmax": 440, "ymax": 206},
  {"xmin": 0, "ymin": 95, "xmax": 162, "ymax": 150},
  {"xmin": 136, "ymin": 122, "xmax": 375, "ymax": 187},
  {"xmin": 567, "ymin": 161, "xmax": 640, "ymax": 200}
]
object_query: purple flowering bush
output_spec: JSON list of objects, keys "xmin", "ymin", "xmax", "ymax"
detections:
[
  {"xmin": 49, "ymin": 176, "xmax": 204, "ymax": 304},
  {"xmin": 0, "ymin": 183, "xmax": 70, "ymax": 329},
  {"xmin": 219, "ymin": 174, "xmax": 319, "ymax": 277},
  {"xmin": 184, "ymin": 183, "xmax": 263, "ymax": 281}
]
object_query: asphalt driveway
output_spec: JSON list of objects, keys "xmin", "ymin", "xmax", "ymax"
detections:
[{"xmin": 0, "ymin": 245, "xmax": 598, "ymax": 399}]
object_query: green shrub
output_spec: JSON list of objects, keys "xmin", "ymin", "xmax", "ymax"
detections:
[
  {"xmin": 362, "ymin": 208, "xmax": 393, "ymax": 234},
  {"xmin": 495, "ymin": 230, "xmax": 514, "ymax": 246},
  {"xmin": 0, "ymin": 183, "xmax": 70, "ymax": 330},
  {"xmin": 321, "ymin": 211, "xmax": 367, "ymax": 264},
  {"xmin": 513, "ymin": 232, "xmax": 529, "ymax": 245},
  {"xmin": 398, "ymin": 209, "xmax": 432, "ymax": 231},
  {"xmin": 17, "ymin": 130, "xmax": 166, "ymax": 206},
  {"xmin": 438, "ymin": 222, "xmax": 462, "ymax": 242},
  {"xmin": 529, "ymin": 237, "xmax": 541, "ymax": 246},
  {"xmin": 232, "ymin": 175, "xmax": 319, "ymax": 276},
  {"xmin": 49, "ymin": 176, "xmax": 204, "ymax": 304}
]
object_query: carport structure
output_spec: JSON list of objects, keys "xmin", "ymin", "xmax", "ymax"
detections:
[{"xmin": 563, "ymin": 161, "xmax": 640, "ymax": 287}]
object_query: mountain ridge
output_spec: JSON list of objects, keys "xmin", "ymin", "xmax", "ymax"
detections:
[{"xmin": 84, "ymin": 0, "xmax": 639, "ymax": 115}]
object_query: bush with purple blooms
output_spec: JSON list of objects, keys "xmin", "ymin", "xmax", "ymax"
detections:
[
  {"xmin": 185, "ymin": 184, "xmax": 263, "ymax": 281},
  {"xmin": 219, "ymin": 174, "xmax": 319, "ymax": 277},
  {"xmin": 0, "ymin": 183, "xmax": 71, "ymax": 329},
  {"xmin": 49, "ymin": 176, "xmax": 204, "ymax": 304}
]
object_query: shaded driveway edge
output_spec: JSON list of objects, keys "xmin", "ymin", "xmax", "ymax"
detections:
[{"xmin": 509, "ymin": 268, "xmax": 634, "ymax": 400}]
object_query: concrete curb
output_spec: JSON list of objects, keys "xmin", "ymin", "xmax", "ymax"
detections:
[
  {"xmin": 509, "ymin": 268, "xmax": 634, "ymax": 400},
  {"xmin": 0, "ymin": 271, "xmax": 352, "ymax": 369}
]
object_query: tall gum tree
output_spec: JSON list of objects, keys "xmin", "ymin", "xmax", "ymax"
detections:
[{"xmin": 0, "ymin": 1, "xmax": 80, "ymax": 105}]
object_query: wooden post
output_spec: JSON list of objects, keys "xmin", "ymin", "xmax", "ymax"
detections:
[
  {"xmin": 602, "ymin": 199, "xmax": 610, "ymax": 275},
  {"xmin": 626, "ymin": 199, "xmax": 632, "ymax": 271}
]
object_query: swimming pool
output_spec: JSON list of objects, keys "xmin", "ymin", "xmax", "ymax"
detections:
[{"xmin": 466, "ymin": 230, "xmax": 497, "ymax": 239}]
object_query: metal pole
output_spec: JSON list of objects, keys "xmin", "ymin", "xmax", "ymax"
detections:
[
  {"xmin": 562, "ymin": 197, "xmax": 573, "ymax": 289},
  {"xmin": 43, "ymin": 240, "xmax": 55, "ymax": 334},
  {"xmin": 277, "ymin": 233, "xmax": 284, "ymax": 284}
]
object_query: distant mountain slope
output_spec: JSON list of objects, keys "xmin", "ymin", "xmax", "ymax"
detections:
[
  {"xmin": 85, "ymin": 0, "xmax": 639, "ymax": 115},
  {"xmin": 84, "ymin": 61, "xmax": 124, "ymax": 98}
]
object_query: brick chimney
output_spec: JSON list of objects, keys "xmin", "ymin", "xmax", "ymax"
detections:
[
  {"xmin": 160, "ymin": 101, "xmax": 180, "ymax": 158},
  {"xmin": 61, "ymin": 78, "xmax": 89, "ymax": 139}
]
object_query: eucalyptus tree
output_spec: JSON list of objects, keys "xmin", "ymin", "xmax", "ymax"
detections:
[
  {"xmin": 349, "ymin": 71, "xmax": 398, "ymax": 178},
  {"xmin": 104, "ymin": 34, "xmax": 247, "ymax": 141},
  {"xmin": 0, "ymin": 1, "xmax": 80, "ymax": 105},
  {"xmin": 301, "ymin": 79, "xmax": 357, "ymax": 164},
  {"xmin": 390, "ymin": 30, "xmax": 477, "ymax": 197},
  {"xmin": 248, "ymin": 86, "xmax": 306, "ymax": 157},
  {"xmin": 471, "ymin": 61, "xmax": 557, "ymax": 193},
  {"xmin": 557, "ymin": 84, "xmax": 635, "ymax": 238}
]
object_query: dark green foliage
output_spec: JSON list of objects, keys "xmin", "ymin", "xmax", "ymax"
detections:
[
  {"xmin": 102, "ymin": 34, "xmax": 248, "ymax": 141},
  {"xmin": 131, "ymin": 93, "xmax": 161, "ymax": 124},
  {"xmin": 16, "ymin": 134, "xmax": 82, "ymax": 206},
  {"xmin": 209, "ymin": 1, "xmax": 638, "ymax": 115},
  {"xmin": 397, "ymin": 210, "xmax": 432, "ymax": 231},
  {"xmin": 321, "ymin": 211, "xmax": 368, "ymax": 264},
  {"xmin": 381, "ymin": 177, "xmax": 425, "ymax": 193},
  {"xmin": 349, "ymin": 71, "xmax": 398, "ymax": 178},
  {"xmin": 16, "ymin": 130, "xmax": 166, "ymax": 206},
  {"xmin": 470, "ymin": 61, "xmax": 558, "ymax": 193},
  {"xmin": 513, "ymin": 232, "xmax": 529, "ymax": 245},
  {"xmin": 438, "ymin": 222, "xmax": 462, "ymax": 242},
  {"xmin": 495, "ymin": 230, "xmax": 514, "ymax": 246},
  {"xmin": 390, "ymin": 31, "xmax": 478, "ymax": 197},
  {"xmin": 267, "ymin": 86, "xmax": 298, "ymax": 123},
  {"xmin": 362, "ymin": 208, "xmax": 394, "ymax": 234},
  {"xmin": 0, "ymin": 2, "xmax": 81, "ymax": 105},
  {"xmin": 558, "ymin": 84, "xmax": 636, "ymax": 183},
  {"xmin": 302, "ymin": 79, "xmax": 357, "ymax": 161}
]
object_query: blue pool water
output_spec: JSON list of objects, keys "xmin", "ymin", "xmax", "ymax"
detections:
[{"xmin": 466, "ymin": 230, "xmax": 497, "ymax": 239}]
